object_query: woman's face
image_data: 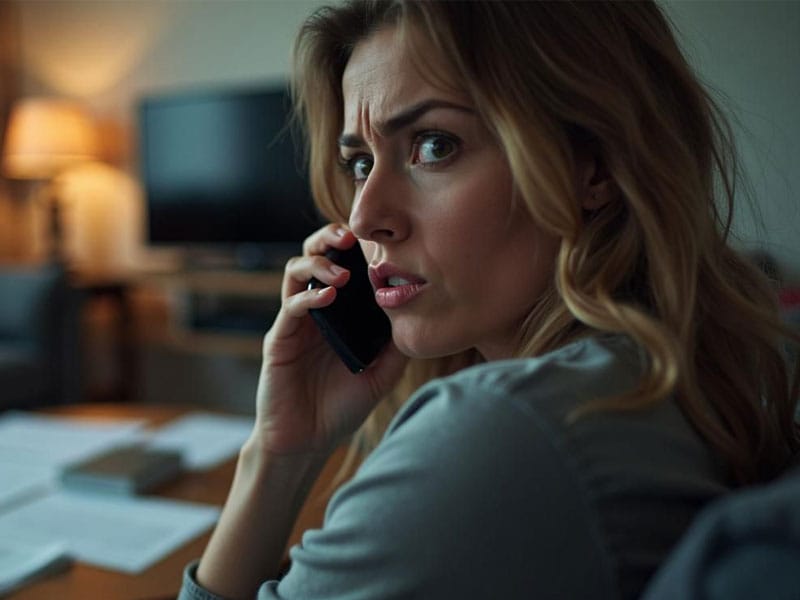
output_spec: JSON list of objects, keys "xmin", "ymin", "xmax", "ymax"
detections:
[{"xmin": 340, "ymin": 27, "xmax": 559, "ymax": 360}]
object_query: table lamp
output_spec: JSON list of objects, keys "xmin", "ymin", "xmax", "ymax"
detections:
[{"xmin": 2, "ymin": 97, "xmax": 98, "ymax": 263}]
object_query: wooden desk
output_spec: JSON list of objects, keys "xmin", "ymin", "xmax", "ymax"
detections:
[{"xmin": 10, "ymin": 404, "xmax": 349, "ymax": 600}]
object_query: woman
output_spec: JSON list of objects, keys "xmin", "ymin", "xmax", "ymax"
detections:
[{"xmin": 180, "ymin": 2, "xmax": 799, "ymax": 599}]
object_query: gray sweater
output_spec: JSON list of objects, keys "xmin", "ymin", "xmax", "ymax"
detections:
[{"xmin": 180, "ymin": 335, "xmax": 729, "ymax": 599}]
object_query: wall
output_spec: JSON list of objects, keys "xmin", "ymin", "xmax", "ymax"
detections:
[
  {"xmin": 16, "ymin": 0, "xmax": 324, "ymax": 126},
  {"xmin": 662, "ymin": 0, "xmax": 800, "ymax": 283}
]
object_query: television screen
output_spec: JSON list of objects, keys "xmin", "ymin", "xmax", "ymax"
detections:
[{"xmin": 138, "ymin": 85, "xmax": 322, "ymax": 256}]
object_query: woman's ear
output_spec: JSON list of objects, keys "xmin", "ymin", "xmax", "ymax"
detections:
[{"xmin": 579, "ymin": 154, "xmax": 616, "ymax": 211}]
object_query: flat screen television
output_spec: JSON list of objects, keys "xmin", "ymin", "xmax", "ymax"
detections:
[{"xmin": 138, "ymin": 84, "xmax": 323, "ymax": 268}]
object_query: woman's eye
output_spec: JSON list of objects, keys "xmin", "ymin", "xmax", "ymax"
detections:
[
  {"xmin": 413, "ymin": 134, "xmax": 458, "ymax": 165},
  {"xmin": 349, "ymin": 156, "xmax": 373, "ymax": 181}
]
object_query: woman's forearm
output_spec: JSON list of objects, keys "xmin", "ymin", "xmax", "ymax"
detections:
[{"xmin": 196, "ymin": 435, "xmax": 330, "ymax": 599}]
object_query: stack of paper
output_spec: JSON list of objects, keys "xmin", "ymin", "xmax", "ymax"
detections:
[{"xmin": 0, "ymin": 410, "xmax": 254, "ymax": 584}]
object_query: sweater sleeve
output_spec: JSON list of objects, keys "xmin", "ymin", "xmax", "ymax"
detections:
[{"xmin": 255, "ymin": 377, "xmax": 619, "ymax": 599}]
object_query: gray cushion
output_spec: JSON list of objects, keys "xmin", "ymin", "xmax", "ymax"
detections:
[{"xmin": 642, "ymin": 467, "xmax": 800, "ymax": 599}]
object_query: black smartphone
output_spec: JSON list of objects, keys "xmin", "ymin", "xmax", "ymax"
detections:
[{"xmin": 307, "ymin": 245, "xmax": 392, "ymax": 373}]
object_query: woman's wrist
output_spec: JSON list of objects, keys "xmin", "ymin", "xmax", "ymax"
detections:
[
  {"xmin": 238, "ymin": 431, "xmax": 331, "ymax": 507},
  {"xmin": 242, "ymin": 427, "xmax": 333, "ymax": 468},
  {"xmin": 195, "ymin": 431, "xmax": 332, "ymax": 597}
]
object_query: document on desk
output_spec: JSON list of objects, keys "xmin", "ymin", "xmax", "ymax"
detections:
[
  {"xmin": 0, "ymin": 412, "xmax": 145, "ymax": 509},
  {"xmin": 0, "ymin": 490, "xmax": 220, "ymax": 573},
  {"xmin": 146, "ymin": 412, "xmax": 254, "ymax": 470}
]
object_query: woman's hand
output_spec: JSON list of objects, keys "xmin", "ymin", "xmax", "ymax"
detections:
[{"xmin": 253, "ymin": 224, "xmax": 407, "ymax": 457}]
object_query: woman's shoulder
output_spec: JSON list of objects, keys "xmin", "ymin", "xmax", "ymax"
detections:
[
  {"xmin": 385, "ymin": 333, "xmax": 724, "ymax": 493},
  {"xmin": 359, "ymin": 333, "xmax": 729, "ymax": 597},
  {"xmin": 389, "ymin": 333, "xmax": 645, "ymax": 435},
  {"xmin": 483, "ymin": 332, "xmax": 640, "ymax": 383}
]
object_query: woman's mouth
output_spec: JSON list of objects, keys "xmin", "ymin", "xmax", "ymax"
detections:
[
  {"xmin": 387, "ymin": 276, "xmax": 412, "ymax": 287},
  {"xmin": 369, "ymin": 265, "xmax": 427, "ymax": 309}
]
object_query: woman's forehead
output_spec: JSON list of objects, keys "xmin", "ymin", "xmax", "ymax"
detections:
[{"xmin": 341, "ymin": 27, "xmax": 468, "ymax": 136}]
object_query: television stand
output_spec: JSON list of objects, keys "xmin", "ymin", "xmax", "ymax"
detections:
[{"xmin": 138, "ymin": 266, "xmax": 285, "ymax": 356}]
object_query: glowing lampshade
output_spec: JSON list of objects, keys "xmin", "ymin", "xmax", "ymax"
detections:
[{"xmin": 2, "ymin": 98, "xmax": 98, "ymax": 180}]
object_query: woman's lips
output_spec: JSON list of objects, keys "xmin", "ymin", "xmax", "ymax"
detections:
[
  {"xmin": 375, "ymin": 282, "xmax": 426, "ymax": 308},
  {"xmin": 369, "ymin": 264, "xmax": 427, "ymax": 309}
]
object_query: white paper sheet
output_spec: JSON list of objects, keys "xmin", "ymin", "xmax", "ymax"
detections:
[
  {"xmin": 0, "ymin": 538, "xmax": 71, "ymax": 595},
  {"xmin": 0, "ymin": 462, "xmax": 55, "ymax": 511},
  {"xmin": 146, "ymin": 412, "xmax": 254, "ymax": 470},
  {"xmin": 0, "ymin": 411, "xmax": 145, "ymax": 469},
  {"xmin": 0, "ymin": 490, "xmax": 220, "ymax": 574}
]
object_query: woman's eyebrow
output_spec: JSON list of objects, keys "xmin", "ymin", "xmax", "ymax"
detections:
[{"xmin": 338, "ymin": 99, "xmax": 474, "ymax": 148}]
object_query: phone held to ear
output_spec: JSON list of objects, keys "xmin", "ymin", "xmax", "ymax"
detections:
[{"xmin": 307, "ymin": 245, "xmax": 392, "ymax": 373}]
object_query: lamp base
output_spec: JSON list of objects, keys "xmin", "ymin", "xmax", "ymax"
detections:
[{"xmin": 43, "ymin": 178, "xmax": 69, "ymax": 269}]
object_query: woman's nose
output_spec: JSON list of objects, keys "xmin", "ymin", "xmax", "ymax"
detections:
[{"xmin": 348, "ymin": 165, "xmax": 410, "ymax": 243}]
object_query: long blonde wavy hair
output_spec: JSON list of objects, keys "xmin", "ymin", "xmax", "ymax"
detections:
[{"xmin": 291, "ymin": 0, "xmax": 799, "ymax": 484}]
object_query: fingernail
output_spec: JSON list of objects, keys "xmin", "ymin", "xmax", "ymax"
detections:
[
  {"xmin": 330, "ymin": 265, "xmax": 347, "ymax": 275},
  {"xmin": 317, "ymin": 286, "xmax": 332, "ymax": 295},
  {"xmin": 335, "ymin": 227, "xmax": 348, "ymax": 237}
]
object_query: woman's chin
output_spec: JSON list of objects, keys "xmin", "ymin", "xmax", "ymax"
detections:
[{"xmin": 391, "ymin": 331, "xmax": 469, "ymax": 361}]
